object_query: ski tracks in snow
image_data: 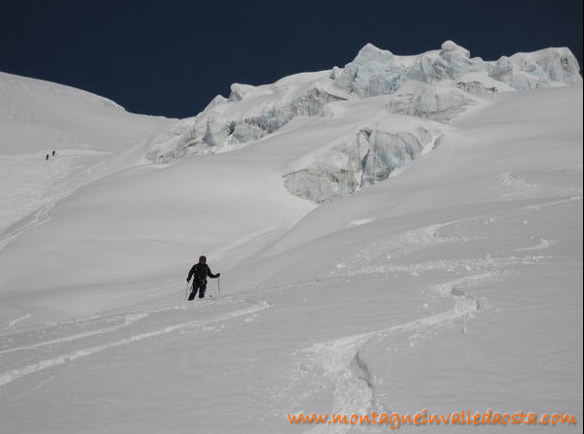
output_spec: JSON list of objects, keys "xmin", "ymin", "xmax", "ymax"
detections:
[
  {"xmin": 0, "ymin": 151, "xmax": 116, "ymax": 250},
  {"xmin": 0, "ymin": 299, "xmax": 269, "ymax": 388},
  {"xmin": 289, "ymin": 273, "xmax": 493, "ymax": 434},
  {"xmin": 7, "ymin": 313, "xmax": 32, "ymax": 329},
  {"xmin": 0, "ymin": 311, "xmax": 150, "ymax": 356},
  {"xmin": 332, "ymin": 196, "xmax": 583, "ymax": 283},
  {"xmin": 283, "ymin": 197, "xmax": 580, "ymax": 431}
]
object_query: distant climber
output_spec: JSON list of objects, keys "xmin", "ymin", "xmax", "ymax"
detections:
[
  {"xmin": 52, "ymin": 150, "xmax": 56, "ymax": 157},
  {"xmin": 186, "ymin": 255, "xmax": 220, "ymax": 300},
  {"xmin": 45, "ymin": 154, "xmax": 49, "ymax": 161}
]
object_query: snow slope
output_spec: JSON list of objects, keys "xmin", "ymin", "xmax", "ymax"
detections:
[
  {"xmin": 0, "ymin": 72, "xmax": 170, "ymax": 155},
  {"xmin": 0, "ymin": 72, "xmax": 171, "ymax": 235},
  {"xmin": 0, "ymin": 44, "xmax": 582, "ymax": 433}
]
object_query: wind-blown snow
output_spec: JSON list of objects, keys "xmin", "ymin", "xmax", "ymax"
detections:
[{"xmin": 0, "ymin": 43, "xmax": 582, "ymax": 433}]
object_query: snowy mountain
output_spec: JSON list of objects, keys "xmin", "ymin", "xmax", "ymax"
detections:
[{"xmin": 0, "ymin": 42, "xmax": 582, "ymax": 433}]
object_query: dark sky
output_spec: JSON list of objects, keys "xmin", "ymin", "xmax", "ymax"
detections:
[{"xmin": 1, "ymin": 0, "xmax": 582, "ymax": 118}]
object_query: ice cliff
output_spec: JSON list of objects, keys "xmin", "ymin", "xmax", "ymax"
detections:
[{"xmin": 145, "ymin": 41, "xmax": 581, "ymax": 202}]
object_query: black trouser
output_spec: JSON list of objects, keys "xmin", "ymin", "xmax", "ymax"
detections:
[{"xmin": 188, "ymin": 279, "xmax": 207, "ymax": 300}]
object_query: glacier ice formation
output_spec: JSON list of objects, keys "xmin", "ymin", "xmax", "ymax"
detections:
[{"xmin": 144, "ymin": 41, "xmax": 582, "ymax": 202}]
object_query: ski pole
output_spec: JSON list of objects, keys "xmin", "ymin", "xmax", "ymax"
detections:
[{"xmin": 185, "ymin": 282, "xmax": 190, "ymax": 301}]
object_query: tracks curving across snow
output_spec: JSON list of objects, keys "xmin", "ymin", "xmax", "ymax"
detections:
[
  {"xmin": 290, "ymin": 271, "xmax": 496, "ymax": 434},
  {"xmin": 282, "ymin": 197, "xmax": 580, "ymax": 431},
  {"xmin": 0, "ymin": 299, "xmax": 269, "ymax": 388}
]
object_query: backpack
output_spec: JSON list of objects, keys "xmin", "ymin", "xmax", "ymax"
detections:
[{"xmin": 193, "ymin": 263, "xmax": 208, "ymax": 281}]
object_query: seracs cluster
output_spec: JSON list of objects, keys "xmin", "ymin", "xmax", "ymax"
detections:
[{"xmin": 145, "ymin": 41, "xmax": 581, "ymax": 202}]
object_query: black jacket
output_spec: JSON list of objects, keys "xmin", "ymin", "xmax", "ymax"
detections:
[{"xmin": 187, "ymin": 263, "xmax": 219, "ymax": 283}]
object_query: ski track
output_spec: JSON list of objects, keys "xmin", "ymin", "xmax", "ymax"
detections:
[
  {"xmin": 0, "ymin": 202, "xmax": 54, "ymax": 251},
  {"xmin": 0, "ymin": 295, "xmax": 198, "ymax": 339},
  {"xmin": 345, "ymin": 254, "xmax": 550, "ymax": 278},
  {"xmin": 0, "ymin": 300, "xmax": 269, "ymax": 388},
  {"xmin": 291, "ymin": 197, "xmax": 584, "ymax": 433},
  {"xmin": 514, "ymin": 236, "xmax": 555, "ymax": 252},
  {"xmin": 0, "ymin": 312, "xmax": 149, "ymax": 355},
  {"xmin": 332, "ymin": 195, "xmax": 580, "ymax": 278},
  {"xmin": 0, "ymin": 152, "xmax": 116, "ymax": 251},
  {"xmin": 7, "ymin": 314, "xmax": 32, "ymax": 329},
  {"xmin": 333, "ymin": 221, "xmax": 476, "ymax": 272},
  {"xmin": 296, "ymin": 272, "xmax": 490, "ymax": 434},
  {"xmin": 1, "ymin": 195, "xmax": 579, "ymax": 421}
]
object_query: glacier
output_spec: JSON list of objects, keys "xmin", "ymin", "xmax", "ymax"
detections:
[
  {"xmin": 283, "ymin": 121, "xmax": 442, "ymax": 203},
  {"xmin": 144, "ymin": 41, "xmax": 581, "ymax": 203}
]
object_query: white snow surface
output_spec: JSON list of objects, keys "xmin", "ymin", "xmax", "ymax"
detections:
[
  {"xmin": 0, "ymin": 72, "xmax": 171, "ymax": 155},
  {"xmin": 0, "ymin": 42, "xmax": 582, "ymax": 433},
  {"xmin": 0, "ymin": 72, "xmax": 172, "ymax": 234}
]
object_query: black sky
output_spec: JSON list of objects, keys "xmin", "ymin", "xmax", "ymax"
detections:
[{"xmin": 1, "ymin": 0, "xmax": 582, "ymax": 118}]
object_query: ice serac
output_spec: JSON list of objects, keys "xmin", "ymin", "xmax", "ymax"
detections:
[
  {"xmin": 332, "ymin": 43, "xmax": 407, "ymax": 97},
  {"xmin": 283, "ymin": 42, "xmax": 581, "ymax": 202},
  {"xmin": 386, "ymin": 81, "xmax": 479, "ymax": 122},
  {"xmin": 283, "ymin": 122, "xmax": 442, "ymax": 203},
  {"xmin": 144, "ymin": 41, "xmax": 581, "ymax": 201},
  {"xmin": 145, "ymin": 72, "xmax": 348, "ymax": 163},
  {"xmin": 489, "ymin": 47, "xmax": 583, "ymax": 90},
  {"xmin": 333, "ymin": 40, "xmax": 581, "ymax": 98},
  {"xmin": 407, "ymin": 41, "xmax": 478, "ymax": 83}
]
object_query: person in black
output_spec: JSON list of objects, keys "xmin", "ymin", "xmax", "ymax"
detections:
[{"xmin": 186, "ymin": 255, "xmax": 220, "ymax": 300}]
